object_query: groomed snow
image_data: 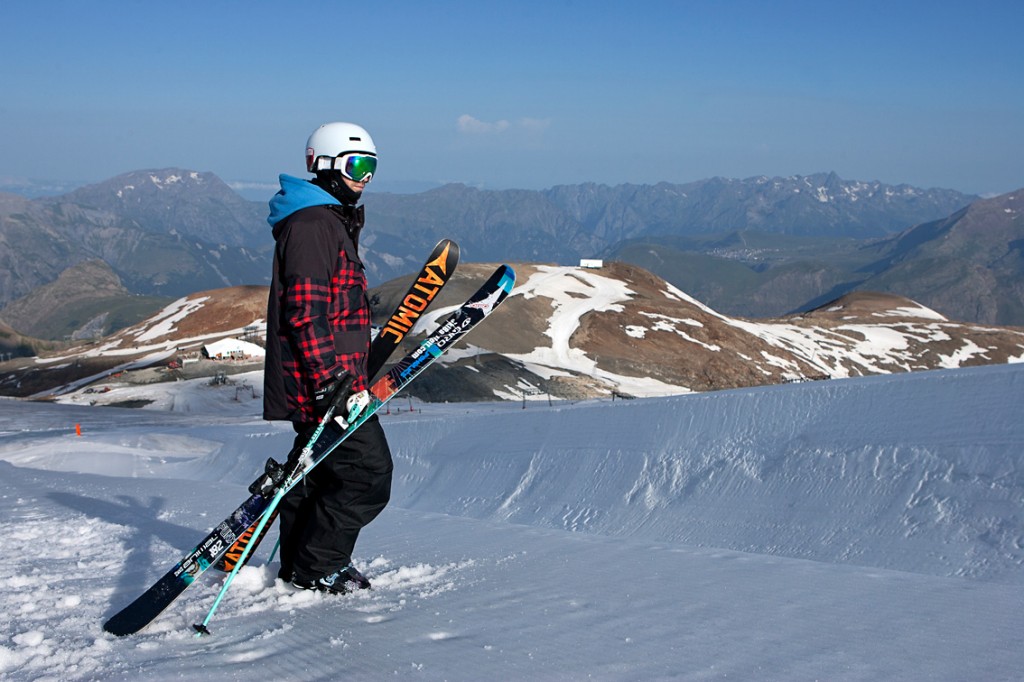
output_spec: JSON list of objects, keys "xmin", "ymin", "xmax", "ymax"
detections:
[{"xmin": 1, "ymin": 363, "xmax": 1022, "ymax": 680}]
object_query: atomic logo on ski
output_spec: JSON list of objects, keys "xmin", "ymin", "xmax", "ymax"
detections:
[{"xmin": 378, "ymin": 241, "xmax": 458, "ymax": 345}]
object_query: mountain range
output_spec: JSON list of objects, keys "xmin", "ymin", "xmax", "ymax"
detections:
[
  {"xmin": 1, "ymin": 168, "xmax": 1021, "ymax": 346},
  {"xmin": 0, "ymin": 171, "xmax": 268, "ymax": 325}
]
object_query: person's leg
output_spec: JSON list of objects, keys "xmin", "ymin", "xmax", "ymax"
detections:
[
  {"xmin": 276, "ymin": 422, "xmax": 320, "ymax": 581},
  {"xmin": 290, "ymin": 416, "xmax": 393, "ymax": 582}
]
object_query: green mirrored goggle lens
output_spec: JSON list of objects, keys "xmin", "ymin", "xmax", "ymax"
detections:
[{"xmin": 341, "ymin": 154, "xmax": 377, "ymax": 182}]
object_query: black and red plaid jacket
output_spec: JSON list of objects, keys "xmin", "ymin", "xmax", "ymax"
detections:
[{"xmin": 263, "ymin": 204, "xmax": 371, "ymax": 422}]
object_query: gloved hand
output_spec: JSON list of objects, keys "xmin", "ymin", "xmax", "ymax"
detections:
[
  {"xmin": 312, "ymin": 370, "xmax": 353, "ymax": 417},
  {"xmin": 313, "ymin": 370, "xmax": 371, "ymax": 429},
  {"xmin": 337, "ymin": 388, "xmax": 371, "ymax": 430}
]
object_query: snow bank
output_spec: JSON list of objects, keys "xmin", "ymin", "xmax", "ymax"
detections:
[{"xmin": 386, "ymin": 363, "xmax": 1024, "ymax": 582}]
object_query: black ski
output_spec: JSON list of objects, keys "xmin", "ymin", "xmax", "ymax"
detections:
[{"xmin": 368, "ymin": 238, "xmax": 460, "ymax": 383}]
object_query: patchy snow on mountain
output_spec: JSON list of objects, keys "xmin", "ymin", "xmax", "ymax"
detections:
[
  {"xmin": 8, "ymin": 262, "xmax": 1024, "ymax": 405},
  {"xmin": 133, "ymin": 296, "xmax": 211, "ymax": 343}
]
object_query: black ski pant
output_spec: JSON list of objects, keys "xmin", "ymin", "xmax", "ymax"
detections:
[{"xmin": 278, "ymin": 415, "xmax": 393, "ymax": 582}]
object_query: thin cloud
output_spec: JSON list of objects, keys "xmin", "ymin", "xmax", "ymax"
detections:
[
  {"xmin": 519, "ymin": 117, "xmax": 552, "ymax": 133},
  {"xmin": 227, "ymin": 181, "xmax": 278, "ymax": 191},
  {"xmin": 456, "ymin": 115, "xmax": 552, "ymax": 135},
  {"xmin": 457, "ymin": 115, "xmax": 511, "ymax": 134}
]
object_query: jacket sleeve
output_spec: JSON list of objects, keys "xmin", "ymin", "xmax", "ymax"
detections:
[{"xmin": 277, "ymin": 213, "xmax": 340, "ymax": 389}]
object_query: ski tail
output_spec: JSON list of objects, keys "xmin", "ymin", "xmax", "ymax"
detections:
[
  {"xmin": 100, "ymin": 395, "xmax": 353, "ymax": 637},
  {"xmin": 213, "ymin": 239, "xmax": 460, "ymax": 574},
  {"xmin": 101, "ymin": 495, "xmax": 269, "ymax": 637},
  {"xmin": 195, "ymin": 265, "xmax": 515, "ymax": 635}
]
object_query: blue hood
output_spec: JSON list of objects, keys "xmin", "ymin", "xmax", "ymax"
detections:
[{"xmin": 267, "ymin": 174, "xmax": 339, "ymax": 230}]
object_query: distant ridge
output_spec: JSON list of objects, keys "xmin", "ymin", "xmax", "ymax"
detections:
[{"xmin": 5, "ymin": 168, "xmax": 1018, "ymax": 344}]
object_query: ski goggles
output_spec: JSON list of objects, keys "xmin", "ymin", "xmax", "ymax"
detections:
[{"xmin": 315, "ymin": 153, "xmax": 377, "ymax": 182}]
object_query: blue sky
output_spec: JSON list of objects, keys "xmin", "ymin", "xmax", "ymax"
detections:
[{"xmin": 1, "ymin": 0, "xmax": 1021, "ymax": 195}]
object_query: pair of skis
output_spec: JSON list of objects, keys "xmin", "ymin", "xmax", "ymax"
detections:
[{"xmin": 103, "ymin": 240, "xmax": 515, "ymax": 637}]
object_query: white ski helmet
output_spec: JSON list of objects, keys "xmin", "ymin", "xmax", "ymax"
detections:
[{"xmin": 305, "ymin": 122, "xmax": 377, "ymax": 180}]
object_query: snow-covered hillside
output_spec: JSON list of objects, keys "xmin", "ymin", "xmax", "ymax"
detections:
[
  {"xmin": 10, "ymin": 262, "xmax": 1024, "ymax": 404},
  {"xmin": 1, "ymin": 363, "xmax": 1022, "ymax": 679}
]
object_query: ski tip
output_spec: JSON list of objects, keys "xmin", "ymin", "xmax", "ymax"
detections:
[
  {"xmin": 430, "ymin": 239, "xmax": 460, "ymax": 273},
  {"xmin": 498, "ymin": 264, "xmax": 516, "ymax": 291},
  {"xmin": 436, "ymin": 237, "xmax": 460, "ymax": 253}
]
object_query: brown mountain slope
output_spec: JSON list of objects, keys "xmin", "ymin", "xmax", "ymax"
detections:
[{"xmin": 4, "ymin": 262, "xmax": 1023, "ymax": 401}]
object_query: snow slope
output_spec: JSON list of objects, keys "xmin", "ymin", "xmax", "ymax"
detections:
[{"xmin": 1, "ymin": 364, "xmax": 1022, "ymax": 680}]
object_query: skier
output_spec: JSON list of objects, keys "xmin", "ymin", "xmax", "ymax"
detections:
[{"xmin": 262, "ymin": 122, "xmax": 391, "ymax": 594}]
